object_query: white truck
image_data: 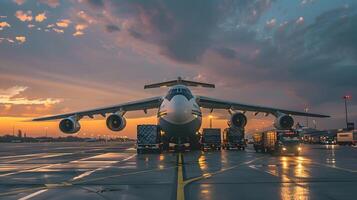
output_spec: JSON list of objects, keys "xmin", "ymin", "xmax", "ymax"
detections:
[
  {"xmin": 137, "ymin": 125, "xmax": 162, "ymax": 154},
  {"xmin": 337, "ymin": 131, "xmax": 357, "ymax": 145}
]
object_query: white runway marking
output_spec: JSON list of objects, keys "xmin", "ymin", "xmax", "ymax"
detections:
[
  {"xmin": 0, "ymin": 153, "xmax": 45, "ymax": 159},
  {"xmin": 18, "ymin": 189, "xmax": 48, "ymax": 200},
  {"xmin": 71, "ymin": 153, "xmax": 136, "ymax": 181}
]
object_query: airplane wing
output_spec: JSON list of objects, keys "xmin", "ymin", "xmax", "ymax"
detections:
[
  {"xmin": 196, "ymin": 95, "xmax": 330, "ymax": 118},
  {"xmin": 32, "ymin": 96, "xmax": 163, "ymax": 121}
]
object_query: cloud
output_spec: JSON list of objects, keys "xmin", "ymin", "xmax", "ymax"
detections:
[
  {"xmin": 76, "ymin": 24, "xmax": 87, "ymax": 30},
  {"xmin": 85, "ymin": 0, "xmax": 104, "ymax": 8},
  {"xmin": 73, "ymin": 31, "xmax": 84, "ymax": 36},
  {"xmin": 214, "ymin": 47, "xmax": 237, "ymax": 59},
  {"xmin": 35, "ymin": 12, "xmax": 47, "ymax": 22},
  {"xmin": 73, "ymin": 24, "xmax": 88, "ymax": 36},
  {"xmin": 301, "ymin": 0, "xmax": 315, "ymax": 5},
  {"xmin": 39, "ymin": 0, "xmax": 60, "ymax": 8},
  {"xmin": 76, "ymin": 0, "xmax": 276, "ymax": 63},
  {"xmin": 77, "ymin": 11, "xmax": 96, "ymax": 24},
  {"xmin": 15, "ymin": 36, "xmax": 26, "ymax": 43},
  {"xmin": 7, "ymin": 38, "xmax": 15, "ymax": 43},
  {"xmin": 13, "ymin": 0, "xmax": 26, "ymax": 5},
  {"xmin": 52, "ymin": 28, "xmax": 64, "ymax": 33},
  {"xmin": 296, "ymin": 16, "xmax": 304, "ymax": 24},
  {"xmin": 0, "ymin": 21, "xmax": 11, "ymax": 29},
  {"xmin": 56, "ymin": 19, "xmax": 71, "ymax": 28},
  {"xmin": 15, "ymin": 10, "xmax": 33, "ymax": 22},
  {"xmin": 208, "ymin": 6, "xmax": 357, "ymax": 106},
  {"xmin": 266, "ymin": 18, "xmax": 276, "ymax": 29},
  {"xmin": 0, "ymin": 86, "xmax": 61, "ymax": 105},
  {"xmin": 105, "ymin": 24, "xmax": 120, "ymax": 33}
]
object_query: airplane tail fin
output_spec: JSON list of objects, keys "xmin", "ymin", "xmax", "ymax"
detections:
[{"xmin": 144, "ymin": 77, "xmax": 215, "ymax": 89}]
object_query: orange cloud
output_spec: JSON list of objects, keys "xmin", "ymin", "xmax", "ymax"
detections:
[
  {"xmin": 75, "ymin": 24, "xmax": 87, "ymax": 31},
  {"xmin": 35, "ymin": 12, "xmax": 47, "ymax": 22},
  {"xmin": 0, "ymin": 21, "xmax": 11, "ymax": 29},
  {"xmin": 77, "ymin": 11, "xmax": 96, "ymax": 24},
  {"xmin": 15, "ymin": 10, "xmax": 33, "ymax": 22},
  {"xmin": 73, "ymin": 31, "xmax": 84, "ymax": 37},
  {"xmin": 0, "ymin": 86, "xmax": 61, "ymax": 105},
  {"xmin": 56, "ymin": 19, "xmax": 71, "ymax": 28},
  {"xmin": 73, "ymin": 24, "xmax": 88, "ymax": 37},
  {"xmin": 15, "ymin": 36, "xmax": 26, "ymax": 43}
]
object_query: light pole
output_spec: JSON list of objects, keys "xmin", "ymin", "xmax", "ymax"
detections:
[
  {"xmin": 304, "ymin": 107, "xmax": 309, "ymax": 127},
  {"xmin": 312, "ymin": 120, "xmax": 317, "ymax": 129},
  {"xmin": 208, "ymin": 115, "xmax": 213, "ymax": 128},
  {"xmin": 45, "ymin": 127, "xmax": 48, "ymax": 138},
  {"xmin": 343, "ymin": 95, "xmax": 352, "ymax": 129}
]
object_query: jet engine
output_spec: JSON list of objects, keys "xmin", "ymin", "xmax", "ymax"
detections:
[
  {"xmin": 106, "ymin": 114, "xmax": 126, "ymax": 131},
  {"xmin": 274, "ymin": 114, "xmax": 294, "ymax": 130},
  {"xmin": 229, "ymin": 112, "xmax": 247, "ymax": 128},
  {"xmin": 59, "ymin": 117, "xmax": 81, "ymax": 134}
]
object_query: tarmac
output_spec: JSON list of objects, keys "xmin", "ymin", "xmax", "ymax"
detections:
[{"xmin": 0, "ymin": 142, "xmax": 356, "ymax": 200}]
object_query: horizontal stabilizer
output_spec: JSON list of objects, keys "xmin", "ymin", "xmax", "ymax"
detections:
[{"xmin": 144, "ymin": 77, "xmax": 215, "ymax": 89}]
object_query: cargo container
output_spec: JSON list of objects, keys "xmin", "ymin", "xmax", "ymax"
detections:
[
  {"xmin": 222, "ymin": 127, "xmax": 245, "ymax": 150},
  {"xmin": 253, "ymin": 129, "xmax": 301, "ymax": 155},
  {"xmin": 201, "ymin": 128, "xmax": 221, "ymax": 151},
  {"xmin": 337, "ymin": 131, "xmax": 357, "ymax": 145},
  {"xmin": 137, "ymin": 125, "xmax": 162, "ymax": 154}
]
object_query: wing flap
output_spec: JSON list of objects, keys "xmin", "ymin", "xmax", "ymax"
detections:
[{"xmin": 196, "ymin": 96, "xmax": 330, "ymax": 118}]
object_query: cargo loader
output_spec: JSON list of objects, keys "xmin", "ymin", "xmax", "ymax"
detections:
[
  {"xmin": 253, "ymin": 129, "xmax": 301, "ymax": 156},
  {"xmin": 137, "ymin": 124, "xmax": 162, "ymax": 154}
]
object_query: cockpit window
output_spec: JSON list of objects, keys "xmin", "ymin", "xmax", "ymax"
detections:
[{"xmin": 165, "ymin": 88, "xmax": 193, "ymax": 101}]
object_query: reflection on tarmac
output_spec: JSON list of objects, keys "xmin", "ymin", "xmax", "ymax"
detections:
[
  {"xmin": 0, "ymin": 142, "xmax": 356, "ymax": 200},
  {"xmin": 280, "ymin": 156, "xmax": 310, "ymax": 200}
]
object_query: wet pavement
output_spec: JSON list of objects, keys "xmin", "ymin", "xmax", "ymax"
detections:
[{"xmin": 0, "ymin": 142, "xmax": 356, "ymax": 200}]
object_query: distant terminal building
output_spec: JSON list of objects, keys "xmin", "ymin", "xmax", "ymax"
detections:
[{"xmin": 295, "ymin": 126, "xmax": 338, "ymax": 144}]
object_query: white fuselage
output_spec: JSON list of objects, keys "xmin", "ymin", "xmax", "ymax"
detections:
[{"xmin": 157, "ymin": 85, "xmax": 202, "ymax": 142}]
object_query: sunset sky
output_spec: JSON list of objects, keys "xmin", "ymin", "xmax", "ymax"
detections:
[{"xmin": 0, "ymin": 0, "xmax": 356, "ymax": 138}]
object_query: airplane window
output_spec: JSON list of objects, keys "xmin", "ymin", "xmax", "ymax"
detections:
[{"xmin": 165, "ymin": 88, "xmax": 193, "ymax": 100}]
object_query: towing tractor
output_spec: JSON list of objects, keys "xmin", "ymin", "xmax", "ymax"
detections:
[
  {"xmin": 222, "ymin": 126, "xmax": 246, "ymax": 150},
  {"xmin": 253, "ymin": 129, "xmax": 301, "ymax": 156},
  {"xmin": 137, "ymin": 124, "xmax": 162, "ymax": 154},
  {"xmin": 201, "ymin": 128, "xmax": 221, "ymax": 151}
]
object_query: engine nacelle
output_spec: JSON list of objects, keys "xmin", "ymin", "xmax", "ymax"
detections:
[
  {"xmin": 106, "ymin": 114, "xmax": 126, "ymax": 131},
  {"xmin": 229, "ymin": 112, "xmax": 247, "ymax": 128},
  {"xmin": 59, "ymin": 117, "xmax": 81, "ymax": 134},
  {"xmin": 274, "ymin": 114, "xmax": 294, "ymax": 130}
]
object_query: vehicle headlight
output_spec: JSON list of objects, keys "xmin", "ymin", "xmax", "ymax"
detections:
[
  {"xmin": 298, "ymin": 147, "xmax": 302, "ymax": 151},
  {"xmin": 282, "ymin": 147, "xmax": 287, "ymax": 151}
]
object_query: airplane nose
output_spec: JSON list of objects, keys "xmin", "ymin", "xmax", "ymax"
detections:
[{"xmin": 168, "ymin": 95, "xmax": 191, "ymax": 123}]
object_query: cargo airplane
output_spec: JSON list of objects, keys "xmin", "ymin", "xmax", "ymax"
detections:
[{"xmin": 33, "ymin": 77, "xmax": 329, "ymax": 148}]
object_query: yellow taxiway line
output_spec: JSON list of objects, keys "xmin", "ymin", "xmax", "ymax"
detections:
[{"xmin": 176, "ymin": 153, "xmax": 185, "ymax": 200}]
